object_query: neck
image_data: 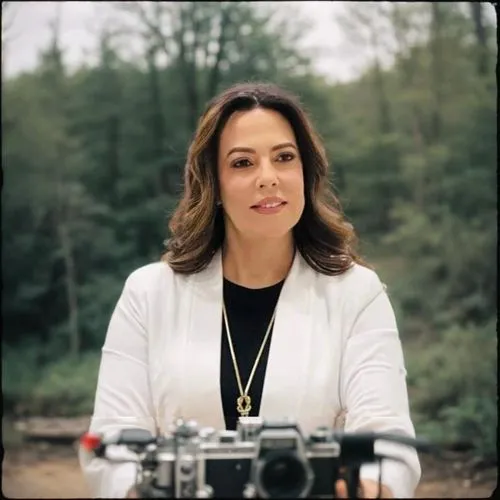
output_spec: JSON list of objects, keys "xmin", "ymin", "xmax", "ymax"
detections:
[{"xmin": 222, "ymin": 232, "xmax": 295, "ymax": 289}]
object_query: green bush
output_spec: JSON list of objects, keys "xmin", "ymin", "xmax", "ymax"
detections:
[
  {"xmin": 407, "ymin": 319, "xmax": 497, "ymax": 458},
  {"xmin": 2, "ymin": 340, "xmax": 43, "ymax": 414},
  {"xmin": 3, "ymin": 349, "xmax": 102, "ymax": 417},
  {"xmin": 29, "ymin": 352, "xmax": 102, "ymax": 417}
]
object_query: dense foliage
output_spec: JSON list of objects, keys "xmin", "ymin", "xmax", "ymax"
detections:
[{"xmin": 2, "ymin": 2, "xmax": 496, "ymax": 459}]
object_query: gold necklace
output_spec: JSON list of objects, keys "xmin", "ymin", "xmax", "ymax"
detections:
[{"xmin": 222, "ymin": 301, "xmax": 277, "ymax": 418}]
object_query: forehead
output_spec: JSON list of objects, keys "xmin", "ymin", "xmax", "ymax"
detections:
[{"xmin": 219, "ymin": 108, "xmax": 296, "ymax": 150}]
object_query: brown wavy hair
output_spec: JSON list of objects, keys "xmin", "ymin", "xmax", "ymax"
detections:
[{"xmin": 162, "ymin": 82, "xmax": 369, "ymax": 275}]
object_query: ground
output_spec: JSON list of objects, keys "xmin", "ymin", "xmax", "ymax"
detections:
[{"xmin": 2, "ymin": 441, "xmax": 496, "ymax": 499}]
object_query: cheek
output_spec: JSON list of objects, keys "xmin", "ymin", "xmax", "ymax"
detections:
[
  {"xmin": 220, "ymin": 175, "xmax": 249, "ymax": 199},
  {"xmin": 285, "ymin": 168, "xmax": 305, "ymax": 202},
  {"xmin": 219, "ymin": 176, "xmax": 253, "ymax": 215}
]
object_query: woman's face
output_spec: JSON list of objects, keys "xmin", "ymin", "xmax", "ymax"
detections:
[{"xmin": 217, "ymin": 107, "xmax": 305, "ymax": 241}]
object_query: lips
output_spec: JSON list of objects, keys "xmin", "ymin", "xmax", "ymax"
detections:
[{"xmin": 251, "ymin": 197, "xmax": 287, "ymax": 209}]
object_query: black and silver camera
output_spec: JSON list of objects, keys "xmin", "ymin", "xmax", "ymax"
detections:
[
  {"xmin": 82, "ymin": 417, "xmax": 432, "ymax": 498},
  {"xmin": 136, "ymin": 417, "xmax": 343, "ymax": 498}
]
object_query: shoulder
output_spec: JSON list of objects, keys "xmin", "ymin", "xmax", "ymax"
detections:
[
  {"xmin": 124, "ymin": 260, "xmax": 179, "ymax": 294},
  {"xmin": 314, "ymin": 262, "xmax": 387, "ymax": 314},
  {"xmin": 319, "ymin": 262, "xmax": 384, "ymax": 294}
]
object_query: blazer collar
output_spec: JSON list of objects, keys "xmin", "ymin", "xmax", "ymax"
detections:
[{"xmin": 181, "ymin": 249, "xmax": 315, "ymax": 429}]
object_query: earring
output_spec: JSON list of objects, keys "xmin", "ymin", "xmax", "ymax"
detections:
[{"xmin": 216, "ymin": 201, "xmax": 222, "ymax": 206}]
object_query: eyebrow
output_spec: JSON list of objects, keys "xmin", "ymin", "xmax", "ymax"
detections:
[{"xmin": 226, "ymin": 142, "xmax": 298, "ymax": 158}]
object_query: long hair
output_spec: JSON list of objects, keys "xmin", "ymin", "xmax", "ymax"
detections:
[{"xmin": 163, "ymin": 82, "xmax": 369, "ymax": 275}]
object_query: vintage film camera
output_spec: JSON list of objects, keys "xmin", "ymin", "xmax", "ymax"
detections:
[{"xmin": 81, "ymin": 417, "xmax": 432, "ymax": 498}]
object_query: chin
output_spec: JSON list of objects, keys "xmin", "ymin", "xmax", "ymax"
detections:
[{"xmin": 244, "ymin": 221, "xmax": 298, "ymax": 241}]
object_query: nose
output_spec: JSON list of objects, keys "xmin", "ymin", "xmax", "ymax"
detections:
[{"xmin": 256, "ymin": 159, "xmax": 279, "ymax": 189}]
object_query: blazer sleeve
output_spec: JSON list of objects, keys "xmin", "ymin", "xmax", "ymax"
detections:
[
  {"xmin": 78, "ymin": 271, "xmax": 157, "ymax": 498},
  {"xmin": 340, "ymin": 272, "xmax": 422, "ymax": 498}
]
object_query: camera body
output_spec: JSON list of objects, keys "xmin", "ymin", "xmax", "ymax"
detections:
[
  {"xmin": 136, "ymin": 417, "xmax": 343, "ymax": 498},
  {"xmin": 84, "ymin": 413, "xmax": 431, "ymax": 498}
]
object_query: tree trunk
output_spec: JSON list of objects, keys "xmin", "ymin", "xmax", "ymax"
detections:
[
  {"xmin": 178, "ymin": 4, "xmax": 199, "ymax": 132},
  {"xmin": 106, "ymin": 114, "xmax": 120, "ymax": 207},
  {"xmin": 470, "ymin": 3, "xmax": 488, "ymax": 76},
  {"xmin": 429, "ymin": 3, "xmax": 443, "ymax": 143},
  {"xmin": 367, "ymin": 19, "xmax": 392, "ymax": 135},
  {"xmin": 146, "ymin": 45, "xmax": 171, "ymax": 195},
  {"xmin": 373, "ymin": 58, "xmax": 392, "ymax": 134},
  {"xmin": 58, "ymin": 220, "xmax": 80, "ymax": 358},
  {"xmin": 207, "ymin": 5, "xmax": 231, "ymax": 99},
  {"xmin": 390, "ymin": 5, "xmax": 427, "ymax": 209}
]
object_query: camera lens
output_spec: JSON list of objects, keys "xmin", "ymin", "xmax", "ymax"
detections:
[{"xmin": 259, "ymin": 452, "xmax": 308, "ymax": 498}]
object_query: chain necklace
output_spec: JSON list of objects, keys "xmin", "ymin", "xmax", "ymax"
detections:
[{"xmin": 222, "ymin": 301, "xmax": 277, "ymax": 418}]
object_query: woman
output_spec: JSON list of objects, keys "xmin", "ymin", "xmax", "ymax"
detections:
[{"xmin": 79, "ymin": 82, "xmax": 421, "ymax": 498}]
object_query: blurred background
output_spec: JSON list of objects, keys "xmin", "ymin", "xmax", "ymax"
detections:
[{"xmin": 2, "ymin": 1, "xmax": 497, "ymax": 498}]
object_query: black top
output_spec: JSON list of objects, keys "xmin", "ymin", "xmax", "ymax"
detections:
[{"xmin": 220, "ymin": 278, "xmax": 285, "ymax": 431}]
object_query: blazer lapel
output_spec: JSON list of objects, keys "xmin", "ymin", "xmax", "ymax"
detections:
[
  {"xmin": 180, "ymin": 251, "xmax": 226, "ymax": 430},
  {"xmin": 178, "ymin": 250, "xmax": 316, "ymax": 431},
  {"xmin": 260, "ymin": 251, "xmax": 315, "ymax": 423}
]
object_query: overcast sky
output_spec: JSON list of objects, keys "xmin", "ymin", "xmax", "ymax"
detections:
[
  {"xmin": 2, "ymin": 1, "xmax": 372, "ymax": 83},
  {"xmin": 2, "ymin": 1, "xmax": 497, "ymax": 84}
]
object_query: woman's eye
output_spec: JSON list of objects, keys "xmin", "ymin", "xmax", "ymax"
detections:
[
  {"xmin": 276, "ymin": 151, "xmax": 296, "ymax": 162},
  {"xmin": 232, "ymin": 158, "xmax": 252, "ymax": 168}
]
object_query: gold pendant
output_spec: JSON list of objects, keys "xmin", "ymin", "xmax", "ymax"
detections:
[{"xmin": 237, "ymin": 395, "xmax": 252, "ymax": 417}]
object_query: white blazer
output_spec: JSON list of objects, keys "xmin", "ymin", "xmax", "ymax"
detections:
[{"xmin": 79, "ymin": 250, "xmax": 421, "ymax": 498}]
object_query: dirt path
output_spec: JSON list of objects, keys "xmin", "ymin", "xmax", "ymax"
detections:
[
  {"xmin": 2, "ymin": 448, "xmax": 86, "ymax": 499},
  {"xmin": 2, "ymin": 443, "xmax": 496, "ymax": 498}
]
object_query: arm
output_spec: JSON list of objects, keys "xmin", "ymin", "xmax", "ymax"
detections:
[
  {"xmin": 79, "ymin": 271, "xmax": 157, "ymax": 498},
  {"xmin": 340, "ymin": 274, "xmax": 421, "ymax": 498}
]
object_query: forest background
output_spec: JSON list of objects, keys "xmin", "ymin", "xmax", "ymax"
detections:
[{"xmin": 2, "ymin": 1, "xmax": 497, "ymax": 461}]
